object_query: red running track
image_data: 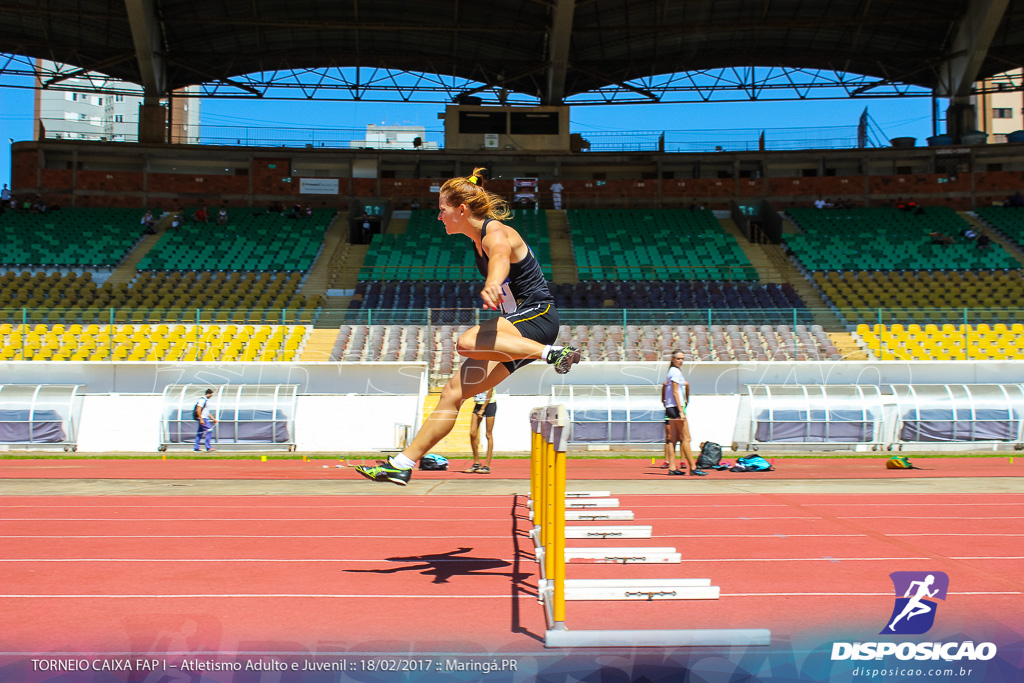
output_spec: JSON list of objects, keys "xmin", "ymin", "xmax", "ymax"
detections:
[
  {"xmin": 1, "ymin": 456, "xmax": 1022, "ymax": 480},
  {"xmin": 2, "ymin": 492, "xmax": 1022, "ymax": 656}
]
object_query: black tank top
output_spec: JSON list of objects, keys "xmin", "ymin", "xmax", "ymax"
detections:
[{"xmin": 473, "ymin": 218, "xmax": 554, "ymax": 311}]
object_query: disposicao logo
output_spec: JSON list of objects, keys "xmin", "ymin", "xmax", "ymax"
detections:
[
  {"xmin": 881, "ymin": 571, "xmax": 949, "ymax": 635},
  {"xmin": 830, "ymin": 571, "xmax": 997, "ymax": 663}
]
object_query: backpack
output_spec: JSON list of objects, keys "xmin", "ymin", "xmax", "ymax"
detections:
[
  {"xmin": 733, "ymin": 454, "xmax": 774, "ymax": 472},
  {"xmin": 886, "ymin": 455, "xmax": 917, "ymax": 470},
  {"xmin": 419, "ymin": 453, "xmax": 449, "ymax": 471},
  {"xmin": 696, "ymin": 441, "xmax": 722, "ymax": 469}
]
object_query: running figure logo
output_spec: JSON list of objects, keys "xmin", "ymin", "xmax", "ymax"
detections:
[{"xmin": 881, "ymin": 571, "xmax": 949, "ymax": 635}]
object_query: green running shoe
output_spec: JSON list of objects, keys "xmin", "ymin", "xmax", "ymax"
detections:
[
  {"xmin": 355, "ymin": 458, "xmax": 413, "ymax": 486},
  {"xmin": 547, "ymin": 346, "xmax": 582, "ymax": 374}
]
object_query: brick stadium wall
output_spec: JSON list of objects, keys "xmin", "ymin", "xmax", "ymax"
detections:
[{"xmin": 9, "ymin": 143, "xmax": 1024, "ymax": 210}]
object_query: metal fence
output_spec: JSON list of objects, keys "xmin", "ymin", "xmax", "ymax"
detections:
[
  {"xmin": 38, "ymin": 120, "xmax": 867, "ymax": 153},
  {"xmin": 4, "ymin": 307, "xmax": 1023, "ymax": 330}
]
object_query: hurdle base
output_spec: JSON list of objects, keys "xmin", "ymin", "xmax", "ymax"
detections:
[
  {"xmin": 565, "ymin": 510, "xmax": 635, "ymax": 521},
  {"xmin": 530, "ymin": 525, "xmax": 652, "ymax": 540},
  {"xmin": 565, "ymin": 547, "xmax": 682, "ymax": 563},
  {"xmin": 566, "ymin": 525, "xmax": 653, "ymax": 539},
  {"xmin": 529, "ymin": 509, "xmax": 636, "ymax": 521},
  {"xmin": 566, "ymin": 498, "xmax": 620, "ymax": 508},
  {"xmin": 539, "ymin": 578, "xmax": 719, "ymax": 600},
  {"xmin": 544, "ymin": 627, "xmax": 772, "ymax": 648}
]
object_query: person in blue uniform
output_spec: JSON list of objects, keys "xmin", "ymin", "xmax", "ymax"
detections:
[{"xmin": 357, "ymin": 168, "xmax": 581, "ymax": 486}]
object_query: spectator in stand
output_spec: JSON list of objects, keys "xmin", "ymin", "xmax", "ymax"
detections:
[
  {"xmin": 141, "ymin": 209, "xmax": 156, "ymax": 234},
  {"xmin": 814, "ymin": 196, "xmax": 827, "ymax": 209},
  {"xmin": 895, "ymin": 197, "xmax": 907, "ymax": 211},
  {"xmin": 977, "ymin": 232, "xmax": 992, "ymax": 250},
  {"xmin": 193, "ymin": 203, "xmax": 209, "ymax": 223},
  {"xmin": 928, "ymin": 231, "xmax": 955, "ymax": 246},
  {"xmin": 302, "ymin": 202, "xmax": 313, "ymax": 219},
  {"xmin": 216, "ymin": 204, "xmax": 229, "ymax": 226},
  {"xmin": 550, "ymin": 180, "xmax": 564, "ymax": 210},
  {"xmin": 1009, "ymin": 191, "xmax": 1024, "ymax": 208},
  {"xmin": 0, "ymin": 183, "xmax": 10, "ymax": 211},
  {"xmin": 359, "ymin": 212, "xmax": 372, "ymax": 244}
]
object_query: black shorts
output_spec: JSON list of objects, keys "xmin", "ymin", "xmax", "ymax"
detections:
[
  {"xmin": 502, "ymin": 302, "xmax": 559, "ymax": 374},
  {"xmin": 665, "ymin": 406, "xmax": 683, "ymax": 419},
  {"xmin": 473, "ymin": 402, "xmax": 497, "ymax": 418}
]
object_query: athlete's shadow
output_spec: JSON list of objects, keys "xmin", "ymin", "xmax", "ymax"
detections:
[{"xmin": 344, "ymin": 547, "xmax": 533, "ymax": 586}]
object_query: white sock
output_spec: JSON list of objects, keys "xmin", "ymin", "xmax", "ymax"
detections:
[
  {"xmin": 542, "ymin": 344, "xmax": 561, "ymax": 361},
  {"xmin": 391, "ymin": 453, "xmax": 416, "ymax": 469}
]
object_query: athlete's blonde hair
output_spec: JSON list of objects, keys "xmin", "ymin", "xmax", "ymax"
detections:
[{"xmin": 440, "ymin": 167, "xmax": 511, "ymax": 220}]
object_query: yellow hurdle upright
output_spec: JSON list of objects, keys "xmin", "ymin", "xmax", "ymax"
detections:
[
  {"xmin": 529, "ymin": 405, "xmax": 568, "ymax": 629},
  {"xmin": 528, "ymin": 405, "xmax": 771, "ymax": 648}
]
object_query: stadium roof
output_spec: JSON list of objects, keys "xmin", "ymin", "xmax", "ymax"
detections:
[{"xmin": 2, "ymin": 0, "xmax": 1023, "ymax": 104}]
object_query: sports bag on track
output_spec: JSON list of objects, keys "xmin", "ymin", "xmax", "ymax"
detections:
[
  {"xmin": 886, "ymin": 455, "xmax": 918, "ymax": 469},
  {"xmin": 419, "ymin": 453, "xmax": 449, "ymax": 471},
  {"xmin": 696, "ymin": 441, "xmax": 723, "ymax": 469},
  {"xmin": 732, "ymin": 454, "xmax": 774, "ymax": 472}
]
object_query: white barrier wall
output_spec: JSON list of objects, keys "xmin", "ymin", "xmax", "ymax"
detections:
[
  {"xmin": 0, "ymin": 361, "xmax": 428, "ymax": 395},
  {"xmin": 4, "ymin": 360, "xmax": 1024, "ymax": 453},
  {"xmin": 73, "ymin": 395, "xmax": 423, "ymax": 452}
]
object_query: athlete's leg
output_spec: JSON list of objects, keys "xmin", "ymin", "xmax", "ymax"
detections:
[
  {"xmin": 469, "ymin": 410, "xmax": 483, "ymax": 463},
  {"xmin": 664, "ymin": 422, "xmax": 678, "ymax": 470},
  {"xmin": 674, "ymin": 417, "xmax": 698, "ymax": 473},
  {"xmin": 456, "ymin": 316, "xmax": 546, "ymax": 362},
  {"xmin": 401, "ymin": 358, "xmax": 511, "ymax": 463},
  {"xmin": 483, "ymin": 415, "xmax": 495, "ymax": 466}
]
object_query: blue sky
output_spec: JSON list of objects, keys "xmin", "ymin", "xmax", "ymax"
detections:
[{"xmin": 1, "ymin": 72, "xmax": 941, "ymax": 186}]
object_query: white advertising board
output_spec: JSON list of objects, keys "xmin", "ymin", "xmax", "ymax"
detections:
[{"xmin": 299, "ymin": 178, "xmax": 340, "ymax": 194}]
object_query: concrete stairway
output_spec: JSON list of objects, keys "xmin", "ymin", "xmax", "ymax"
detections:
[
  {"xmin": 329, "ymin": 244, "xmax": 370, "ymax": 291},
  {"xmin": 962, "ymin": 210, "xmax": 1024, "ymax": 265},
  {"xmin": 298, "ymin": 328, "xmax": 340, "ymax": 361},
  {"xmin": 300, "ymin": 212, "xmax": 350, "ymax": 303},
  {"xmin": 717, "ymin": 217, "xmax": 784, "ymax": 283},
  {"xmin": 761, "ymin": 244, "xmax": 845, "ymax": 329},
  {"xmin": 545, "ymin": 210, "xmax": 578, "ymax": 284},
  {"xmin": 386, "ymin": 216, "xmax": 408, "ymax": 235},
  {"xmin": 104, "ymin": 216, "xmax": 170, "ymax": 286},
  {"xmin": 827, "ymin": 331, "xmax": 870, "ymax": 360}
]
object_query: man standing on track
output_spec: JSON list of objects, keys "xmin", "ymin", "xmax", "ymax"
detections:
[
  {"xmin": 355, "ymin": 168, "xmax": 581, "ymax": 486},
  {"xmin": 193, "ymin": 389, "xmax": 218, "ymax": 452},
  {"xmin": 467, "ymin": 387, "xmax": 497, "ymax": 474}
]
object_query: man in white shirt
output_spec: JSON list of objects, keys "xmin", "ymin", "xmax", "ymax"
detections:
[
  {"xmin": 550, "ymin": 181, "xmax": 564, "ymax": 210},
  {"xmin": 193, "ymin": 389, "xmax": 218, "ymax": 452}
]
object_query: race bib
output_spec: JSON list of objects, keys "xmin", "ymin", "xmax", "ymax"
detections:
[{"xmin": 499, "ymin": 280, "xmax": 517, "ymax": 314}]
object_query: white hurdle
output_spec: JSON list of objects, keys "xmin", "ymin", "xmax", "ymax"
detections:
[{"xmin": 529, "ymin": 404, "xmax": 772, "ymax": 648}]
